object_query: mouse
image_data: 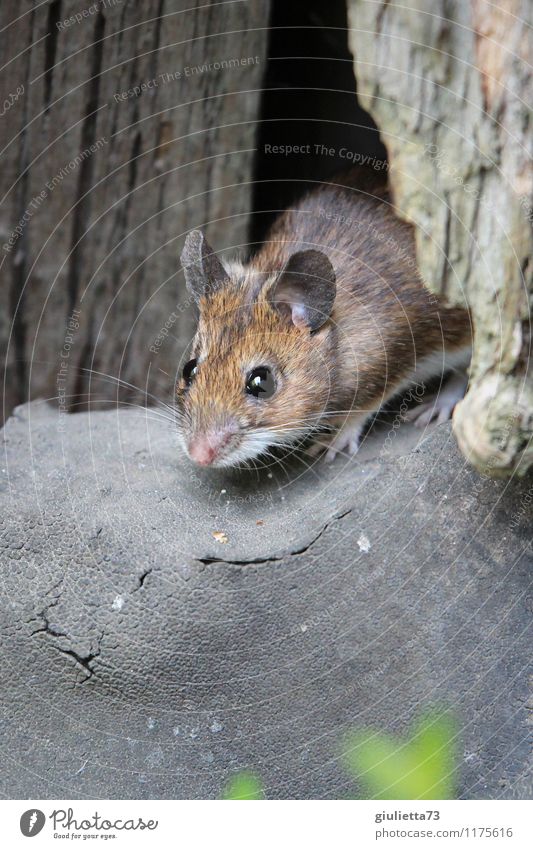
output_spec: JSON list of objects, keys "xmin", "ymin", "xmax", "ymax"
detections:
[{"xmin": 176, "ymin": 171, "xmax": 471, "ymax": 468}]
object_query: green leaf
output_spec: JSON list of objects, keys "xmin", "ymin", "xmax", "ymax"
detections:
[
  {"xmin": 343, "ymin": 710, "xmax": 457, "ymax": 799},
  {"xmin": 223, "ymin": 771, "xmax": 264, "ymax": 800}
]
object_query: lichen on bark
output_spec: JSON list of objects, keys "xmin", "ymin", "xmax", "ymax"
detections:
[{"xmin": 348, "ymin": 0, "xmax": 532, "ymax": 476}]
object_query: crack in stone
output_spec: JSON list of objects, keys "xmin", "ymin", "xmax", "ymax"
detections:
[
  {"xmin": 54, "ymin": 646, "xmax": 100, "ymax": 682},
  {"xmin": 195, "ymin": 509, "xmax": 352, "ymax": 566},
  {"xmin": 30, "ymin": 580, "xmax": 101, "ymax": 682},
  {"xmin": 132, "ymin": 568, "xmax": 152, "ymax": 591}
]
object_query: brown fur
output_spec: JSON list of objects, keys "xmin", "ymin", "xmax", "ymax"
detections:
[
  {"xmin": 177, "ymin": 281, "xmax": 336, "ymax": 440},
  {"xmin": 177, "ymin": 171, "xmax": 471, "ymax": 459}
]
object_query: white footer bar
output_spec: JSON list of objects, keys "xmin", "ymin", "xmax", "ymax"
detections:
[{"xmin": 3, "ymin": 799, "xmax": 532, "ymax": 848}]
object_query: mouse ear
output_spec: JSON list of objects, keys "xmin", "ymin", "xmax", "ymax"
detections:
[
  {"xmin": 269, "ymin": 249, "xmax": 336, "ymax": 331},
  {"xmin": 180, "ymin": 230, "xmax": 230, "ymax": 302}
]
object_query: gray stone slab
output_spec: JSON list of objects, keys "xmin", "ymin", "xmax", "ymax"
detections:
[{"xmin": 0, "ymin": 402, "xmax": 531, "ymax": 799}]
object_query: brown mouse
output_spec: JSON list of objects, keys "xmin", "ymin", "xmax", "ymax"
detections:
[{"xmin": 176, "ymin": 171, "xmax": 471, "ymax": 467}]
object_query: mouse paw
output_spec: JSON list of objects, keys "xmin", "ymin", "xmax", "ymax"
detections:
[
  {"xmin": 305, "ymin": 430, "xmax": 360, "ymax": 461},
  {"xmin": 305, "ymin": 417, "xmax": 366, "ymax": 462},
  {"xmin": 406, "ymin": 399, "xmax": 453, "ymax": 427},
  {"xmin": 324, "ymin": 421, "xmax": 365, "ymax": 463},
  {"xmin": 406, "ymin": 372, "xmax": 468, "ymax": 428},
  {"xmin": 305, "ymin": 440, "xmax": 328, "ymax": 459}
]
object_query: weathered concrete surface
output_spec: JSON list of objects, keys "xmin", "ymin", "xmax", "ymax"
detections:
[{"xmin": 0, "ymin": 402, "xmax": 531, "ymax": 799}]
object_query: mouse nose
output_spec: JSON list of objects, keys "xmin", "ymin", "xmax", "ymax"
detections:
[
  {"xmin": 187, "ymin": 428, "xmax": 236, "ymax": 466},
  {"xmin": 188, "ymin": 436, "xmax": 217, "ymax": 466}
]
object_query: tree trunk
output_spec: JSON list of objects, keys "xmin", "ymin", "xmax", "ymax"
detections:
[
  {"xmin": 0, "ymin": 0, "xmax": 270, "ymax": 419},
  {"xmin": 348, "ymin": 0, "xmax": 532, "ymax": 477}
]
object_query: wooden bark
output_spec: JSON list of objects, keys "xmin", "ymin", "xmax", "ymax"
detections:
[
  {"xmin": 348, "ymin": 0, "xmax": 532, "ymax": 477},
  {"xmin": 0, "ymin": 0, "xmax": 270, "ymax": 419}
]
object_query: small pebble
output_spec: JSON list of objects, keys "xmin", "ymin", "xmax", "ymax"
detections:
[
  {"xmin": 357, "ymin": 533, "xmax": 371, "ymax": 553},
  {"xmin": 213, "ymin": 531, "xmax": 228, "ymax": 544}
]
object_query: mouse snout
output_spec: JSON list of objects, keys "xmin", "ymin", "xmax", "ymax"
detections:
[{"xmin": 187, "ymin": 424, "xmax": 238, "ymax": 466}]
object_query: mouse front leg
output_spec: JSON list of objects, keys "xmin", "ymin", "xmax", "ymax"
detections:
[
  {"xmin": 306, "ymin": 414, "xmax": 367, "ymax": 462},
  {"xmin": 406, "ymin": 370, "xmax": 468, "ymax": 427},
  {"xmin": 325, "ymin": 416, "xmax": 367, "ymax": 462}
]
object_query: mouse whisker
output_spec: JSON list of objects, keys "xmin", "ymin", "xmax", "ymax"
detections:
[
  {"xmin": 30, "ymin": 393, "xmax": 180, "ymax": 427},
  {"xmin": 257, "ymin": 420, "xmax": 323, "ymax": 433},
  {"xmin": 252, "ymin": 450, "xmax": 294, "ymax": 480},
  {"xmin": 79, "ymin": 367, "xmax": 179, "ymax": 416}
]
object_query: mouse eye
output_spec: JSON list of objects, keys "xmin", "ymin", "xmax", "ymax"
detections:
[
  {"xmin": 182, "ymin": 358, "xmax": 198, "ymax": 386},
  {"xmin": 245, "ymin": 366, "xmax": 276, "ymax": 399}
]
